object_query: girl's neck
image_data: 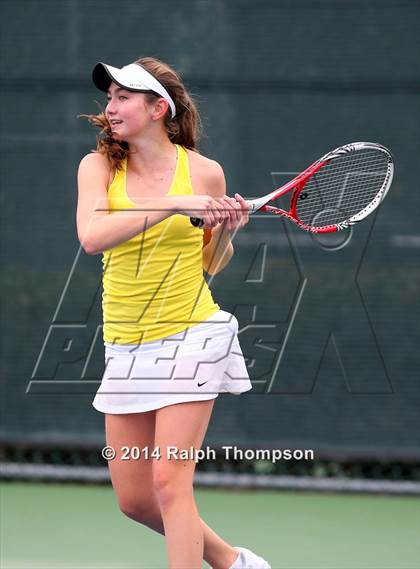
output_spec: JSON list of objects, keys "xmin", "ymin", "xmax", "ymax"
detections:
[{"xmin": 126, "ymin": 132, "xmax": 176, "ymax": 176}]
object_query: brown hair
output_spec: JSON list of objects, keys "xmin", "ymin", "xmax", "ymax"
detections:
[{"xmin": 83, "ymin": 57, "xmax": 202, "ymax": 170}]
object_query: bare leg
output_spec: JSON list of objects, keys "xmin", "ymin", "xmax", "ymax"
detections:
[
  {"xmin": 106, "ymin": 411, "xmax": 239, "ymax": 569},
  {"xmin": 157, "ymin": 484, "xmax": 203, "ymax": 568},
  {"xmin": 154, "ymin": 399, "xmax": 236, "ymax": 569},
  {"xmin": 135, "ymin": 507, "xmax": 238, "ymax": 569}
]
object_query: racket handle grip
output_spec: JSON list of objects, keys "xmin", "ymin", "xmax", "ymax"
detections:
[{"xmin": 190, "ymin": 217, "xmax": 204, "ymax": 228}]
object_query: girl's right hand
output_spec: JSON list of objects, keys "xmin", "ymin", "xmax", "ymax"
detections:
[{"xmin": 171, "ymin": 195, "xmax": 229, "ymax": 228}]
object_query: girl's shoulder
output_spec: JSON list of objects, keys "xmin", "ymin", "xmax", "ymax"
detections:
[
  {"xmin": 79, "ymin": 151, "xmax": 116, "ymax": 190},
  {"xmin": 185, "ymin": 148, "xmax": 225, "ymax": 184},
  {"xmin": 185, "ymin": 148, "xmax": 226, "ymax": 197}
]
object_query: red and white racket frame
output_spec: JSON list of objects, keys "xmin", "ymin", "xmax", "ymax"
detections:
[{"xmin": 245, "ymin": 142, "xmax": 394, "ymax": 233}]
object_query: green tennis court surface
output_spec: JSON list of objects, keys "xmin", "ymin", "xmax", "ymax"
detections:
[{"xmin": 1, "ymin": 482, "xmax": 418, "ymax": 568}]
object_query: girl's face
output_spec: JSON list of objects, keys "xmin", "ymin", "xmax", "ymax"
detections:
[{"xmin": 105, "ymin": 82, "xmax": 153, "ymax": 140}]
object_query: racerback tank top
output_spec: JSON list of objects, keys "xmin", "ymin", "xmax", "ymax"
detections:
[{"xmin": 102, "ymin": 144, "xmax": 220, "ymax": 344}]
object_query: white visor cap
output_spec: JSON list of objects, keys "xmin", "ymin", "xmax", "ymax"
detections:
[{"xmin": 92, "ymin": 62, "xmax": 176, "ymax": 119}]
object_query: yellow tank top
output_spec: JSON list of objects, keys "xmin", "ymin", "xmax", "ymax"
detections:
[{"xmin": 102, "ymin": 144, "xmax": 220, "ymax": 344}]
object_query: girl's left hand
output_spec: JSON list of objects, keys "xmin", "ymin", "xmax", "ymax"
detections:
[{"xmin": 218, "ymin": 193, "xmax": 250, "ymax": 232}]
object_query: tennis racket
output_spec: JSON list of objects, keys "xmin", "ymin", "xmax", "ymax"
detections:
[{"xmin": 190, "ymin": 142, "xmax": 394, "ymax": 233}]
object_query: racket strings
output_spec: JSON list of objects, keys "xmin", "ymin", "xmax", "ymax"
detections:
[{"xmin": 295, "ymin": 149, "xmax": 390, "ymax": 228}]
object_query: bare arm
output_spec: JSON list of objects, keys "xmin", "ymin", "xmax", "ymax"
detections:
[
  {"xmin": 201, "ymin": 162, "xmax": 235, "ymax": 275},
  {"xmin": 76, "ymin": 153, "xmax": 178, "ymax": 255},
  {"xmin": 77, "ymin": 153, "xmax": 227, "ymax": 255}
]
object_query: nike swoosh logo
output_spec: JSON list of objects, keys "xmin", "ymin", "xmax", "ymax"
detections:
[{"xmin": 197, "ymin": 381, "xmax": 209, "ymax": 387}]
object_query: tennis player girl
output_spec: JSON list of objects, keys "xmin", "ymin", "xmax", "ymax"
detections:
[{"xmin": 77, "ymin": 57, "xmax": 270, "ymax": 569}]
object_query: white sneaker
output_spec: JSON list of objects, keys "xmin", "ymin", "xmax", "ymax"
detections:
[{"xmin": 229, "ymin": 546, "xmax": 271, "ymax": 569}]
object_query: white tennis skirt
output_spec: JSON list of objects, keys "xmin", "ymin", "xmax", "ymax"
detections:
[{"xmin": 92, "ymin": 310, "xmax": 252, "ymax": 414}]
